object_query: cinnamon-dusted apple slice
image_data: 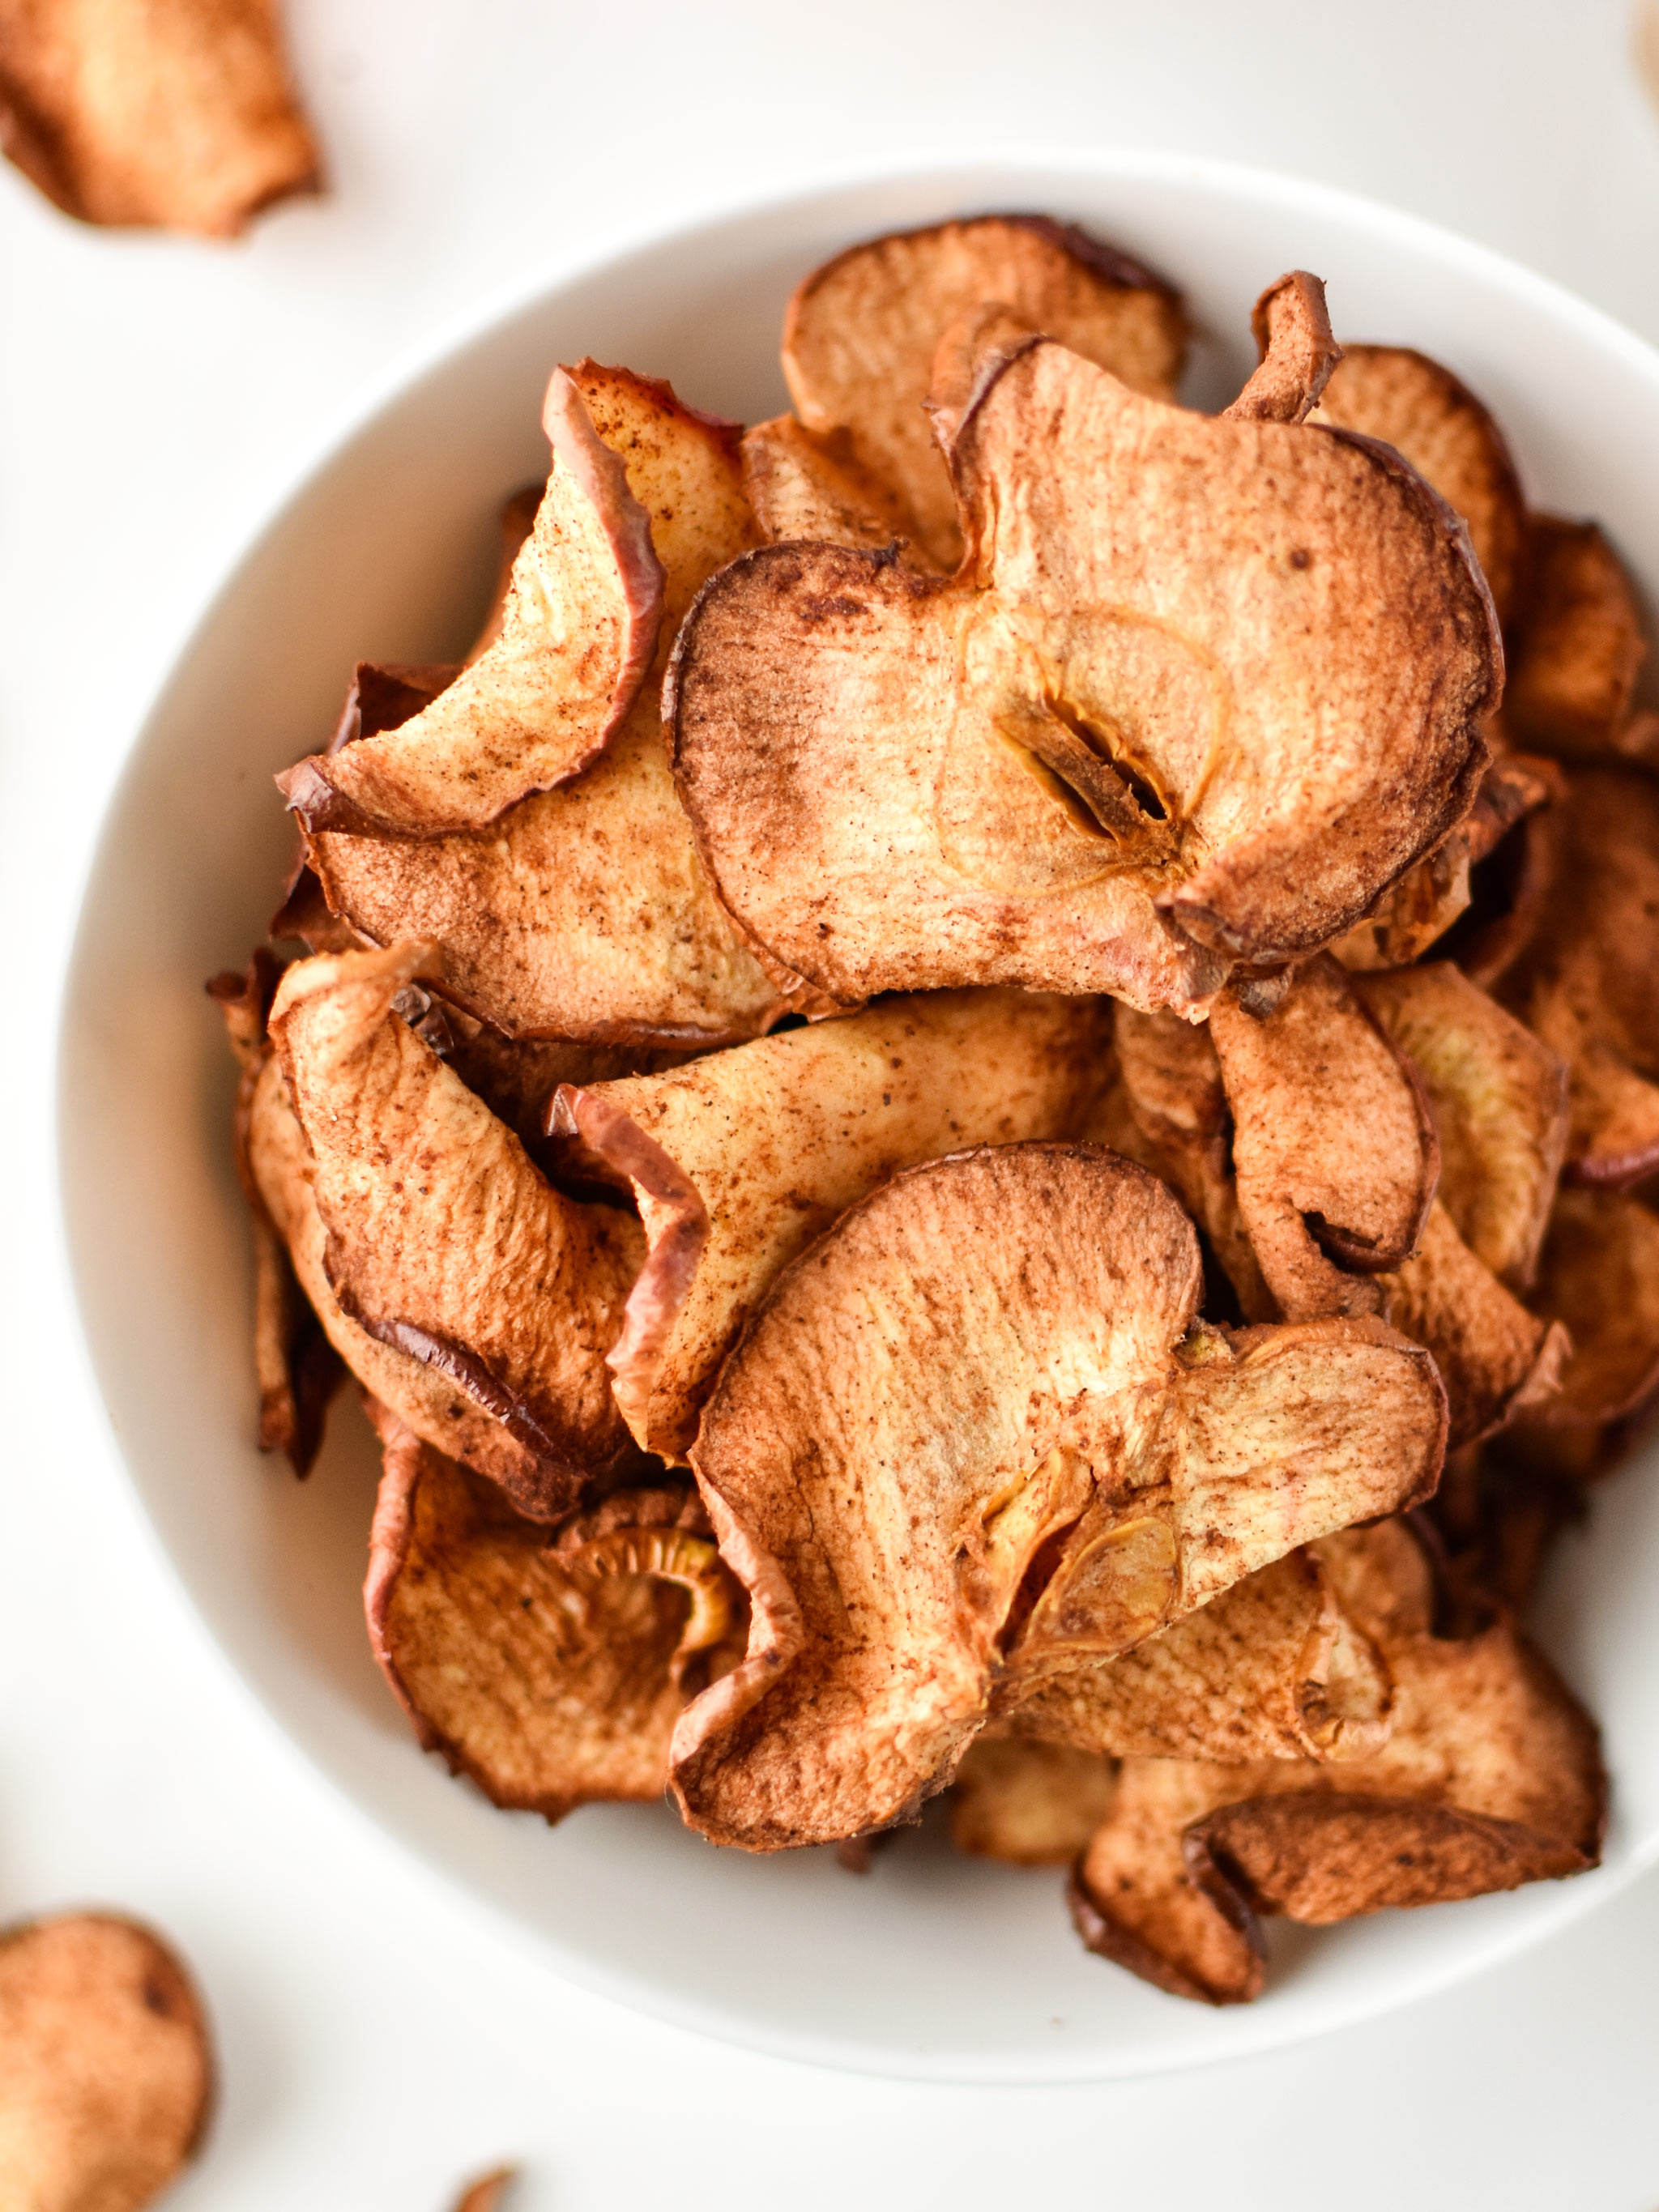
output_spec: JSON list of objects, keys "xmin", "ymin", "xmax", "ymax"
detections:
[
  {"xmin": 741, "ymin": 416, "xmax": 927, "ymax": 563},
  {"xmin": 1072, "ymin": 1520, "xmax": 1604, "ymax": 2002},
  {"xmin": 550, "ymin": 990, "xmax": 1110, "ymax": 1458},
  {"xmin": 279, "ymin": 366, "xmax": 663, "ymax": 839},
  {"xmin": 671, "ymin": 278, "xmax": 1499, "ymax": 1011},
  {"xmin": 1507, "ymin": 518, "xmax": 1651, "ymax": 761},
  {"xmin": 365, "ymin": 1406, "xmax": 743, "ymax": 1822},
  {"xmin": 207, "ymin": 953, "xmax": 342, "ymax": 1474},
  {"xmin": 781, "ymin": 213, "xmax": 1185, "ymax": 570},
  {"xmin": 672, "ymin": 1146, "xmax": 1445, "ymax": 1851},
  {"xmin": 949, "ymin": 1737, "xmax": 1118, "ymax": 1867},
  {"xmin": 1356, "ymin": 961, "xmax": 1568, "ymax": 1290},
  {"xmin": 270, "ymin": 943, "xmax": 646, "ymax": 1518},
  {"xmin": 1308, "ymin": 344, "xmax": 1529, "ymax": 624},
  {"xmin": 1209, "ymin": 955, "xmax": 1439, "ymax": 1321},
  {"xmin": 0, "ymin": 0, "xmax": 318, "ymax": 236},
  {"xmin": 1518, "ymin": 1188, "xmax": 1659, "ymax": 1426},
  {"xmin": 1004, "ymin": 1546, "xmax": 1392, "ymax": 1764},
  {"xmin": 303, "ymin": 365, "xmax": 794, "ymax": 1045},
  {"xmin": 0, "ymin": 1912, "xmax": 212, "ymax": 2211},
  {"xmin": 1490, "ymin": 769, "xmax": 1659, "ymax": 1186}
]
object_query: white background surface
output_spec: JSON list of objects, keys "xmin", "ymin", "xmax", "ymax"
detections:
[{"xmin": 6, "ymin": 3, "xmax": 1659, "ymax": 2205}]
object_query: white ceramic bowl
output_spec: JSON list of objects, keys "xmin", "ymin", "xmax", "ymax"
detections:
[{"xmin": 58, "ymin": 152, "xmax": 1659, "ymax": 2082}]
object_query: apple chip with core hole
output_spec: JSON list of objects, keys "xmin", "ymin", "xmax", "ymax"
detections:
[
  {"xmin": 1518, "ymin": 1188, "xmax": 1659, "ymax": 1427},
  {"xmin": 1507, "ymin": 518, "xmax": 1653, "ymax": 761},
  {"xmin": 549, "ymin": 989, "xmax": 1111, "ymax": 1459},
  {"xmin": 672, "ymin": 1145, "xmax": 1444, "ymax": 1852},
  {"xmin": 1308, "ymin": 344, "xmax": 1529, "ymax": 624},
  {"xmin": 365, "ymin": 1409, "xmax": 743, "ymax": 1822},
  {"xmin": 1487, "ymin": 769, "xmax": 1659, "ymax": 1186},
  {"xmin": 1072, "ymin": 1521, "xmax": 1605, "ymax": 2003},
  {"xmin": 302, "ymin": 364, "xmax": 792, "ymax": 1045},
  {"xmin": 279, "ymin": 365, "xmax": 663, "ymax": 839},
  {"xmin": 780, "ymin": 213, "xmax": 1186, "ymax": 570},
  {"xmin": 0, "ymin": 0, "xmax": 319, "ymax": 236},
  {"xmin": 1004, "ymin": 1546, "xmax": 1392, "ymax": 1764},
  {"xmin": 270, "ymin": 943, "xmax": 646, "ymax": 1518},
  {"xmin": 671, "ymin": 277, "xmax": 1499, "ymax": 1011},
  {"xmin": 949, "ymin": 1737, "xmax": 1118, "ymax": 1866},
  {"xmin": 1356, "ymin": 961, "xmax": 1568, "ymax": 1290},
  {"xmin": 1209, "ymin": 956, "xmax": 1439, "ymax": 1321},
  {"xmin": 0, "ymin": 1912, "xmax": 212, "ymax": 2212}
]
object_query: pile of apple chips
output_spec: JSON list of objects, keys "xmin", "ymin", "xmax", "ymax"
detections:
[{"xmin": 213, "ymin": 215, "xmax": 1659, "ymax": 2005}]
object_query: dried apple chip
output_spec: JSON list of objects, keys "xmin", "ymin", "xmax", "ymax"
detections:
[
  {"xmin": 1309, "ymin": 344, "xmax": 1529, "ymax": 624},
  {"xmin": 1006, "ymin": 1546, "xmax": 1392, "ymax": 1763},
  {"xmin": 741, "ymin": 415, "xmax": 926, "ymax": 562},
  {"xmin": 270, "ymin": 942, "xmax": 646, "ymax": 1518},
  {"xmin": 550, "ymin": 989, "xmax": 1110, "ymax": 1458},
  {"xmin": 365, "ymin": 1407, "xmax": 742, "ymax": 1821},
  {"xmin": 1507, "ymin": 517, "xmax": 1650, "ymax": 761},
  {"xmin": 0, "ymin": 0, "xmax": 318, "ymax": 236},
  {"xmin": 949, "ymin": 1737, "xmax": 1117, "ymax": 1866},
  {"xmin": 780, "ymin": 212, "xmax": 1185, "ymax": 570},
  {"xmin": 672, "ymin": 1145, "xmax": 1444, "ymax": 1851},
  {"xmin": 1520, "ymin": 1187, "xmax": 1659, "ymax": 1426},
  {"xmin": 451, "ymin": 2172, "xmax": 517, "ymax": 2212},
  {"xmin": 304, "ymin": 365, "xmax": 792, "ymax": 1045},
  {"xmin": 0, "ymin": 1912, "xmax": 212, "ymax": 2212},
  {"xmin": 279, "ymin": 366, "xmax": 664, "ymax": 839},
  {"xmin": 671, "ymin": 277, "xmax": 1499, "ymax": 1012},
  {"xmin": 1209, "ymin": 955, "xmax": 1439, "ymax": 1321}
]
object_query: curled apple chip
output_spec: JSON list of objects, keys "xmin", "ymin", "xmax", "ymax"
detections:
[
  {"xmin": 1357, "ymin": 961, "xmax": 1568, "ymax": 1290},
  {"xmin": 1507, "ymin": 517, "xmax": 1651, "ymax": 761},
  {"xmin": 671, "ymin": 279, "xmax": 1499, "ymax": 1011},
  {"xmin": 949, "ymin": 1736, "xmax": 1117, "ymax": 1866},
  {"xmin": 550, "ymin": 990, "xmax": 1110, "ymax": 1458},
  {"xmin": 303, "ymin": 366, "xmax": 792, "ymax": 1045},
  {"xmin": 270, "ymin": 943, "xmax": 646, "ymax": 1518},
  {"xmin": 0, "ymin": 0, "xmax": 318, "ymax": 236},
  {"xmin": 672, "ymin": 1145, "xmax": 1444, "ymax": 1851},
  {"xmin": 0, "ymin": 1912, "xmax": 212, "ymax": 2211},
  {"xmin": 1520, "ymin": 1187, "xmax": 1659, "ymax": 1426},
  {"xmin": 741, "ymin": 415, "xmax": 927, "ymax": 563},
  {"xmin": 1309, "ymin": 343, "xmax": 1529, "ymax": 623},
  {"xmin": 279, "ymin": 366, "xmax": 664, "ymax": 839},
  {"xmin": 780, "ymin": 212, "xmax": 1186, "ymax": 570},
  {"xmin": 365, "ymin": 1407, "xmax": 743, "ymax": 1822},
  {"xmin": 1209, "ymin": 956, "xmax": 1439, "ymax": 1321},
  {"xmin": 1073, "ymin": 1522, "xmax": 1603, "ymax": 2002}
]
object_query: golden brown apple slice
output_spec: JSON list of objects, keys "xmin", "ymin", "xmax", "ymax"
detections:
[
  {"xmin": 270, "ymin": 943, "xmax": 646, "ymax": 1518},
  {"xmin": 672, "ymin": 1146, "xmax": 1444, "ymax": 1851},
  {"xmin": 279, "ymin": 366, "xmax": 664, "ymax": 839},
  {"xmin": 671, "ymin": 279, "xmax": 1499, "ymax": 1011},
  {"xmin": 740, "ymin": 415, "xmax": 928, "ymax": 562},
  {"xmin": 949, "ymin": 1737, "xmax": 1118, "ymax": 1866},
  {"xmin": 0, "ymin": 0, "xmax": 318, "ymax": 235},
  {"xmin": 1483, "ymin": 769, "xmax": 1659, "ymax": 1185},
  {"xmin": 1072, "ymin": 1520, "xmax": 1603, "ymax": 2002},
  {"xmin": 1308, "ymin": 343, "xmax": 1529, "ymax": 624},
  {"xmin": 1519, "ymin": 1187, "xmax": 1659, "ymax": 1426},
  {"xmin": 1003, "ymin": 1547, "xmax": 1392, "ymax": 1763},
  {"xmin": 365, "ymin": 1407, "xmax": 743, "ymax": 1822},
  {"xmin": 1356, "ymin": 961, "xmax": 1568, "ymax": 1290},
  {"xmin": 1507, "ymin": 517, "xmax": 1651, "ymax": 760},
  {"xmin": 549, "ymin": 990, "xmax": 1110, "ymax": 1459},
  {"xmin": 781, "ymin": 212, "xmax": 1185, "ymax": 570},
  {"xmin": 0, "ymin": 1912, "xmax": 212, "ymax": 2210},
  {"xmin": 1209, "ymin": 956, "xmax": 1439, "ymax": 1321},
  {"xmin": 303, "ymin": 365, "xmax": 795, "ymax": 1045}
]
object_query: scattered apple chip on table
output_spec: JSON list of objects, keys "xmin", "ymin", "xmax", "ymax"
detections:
[
  {"xmin": 0, "ymin": 0, "xmax": 319, "ymax": 236},
  {"xmin": 670, "ymin": 274, "xmax": 1499, "ymax": 1013},
  {"xmin": 0, "ymin": 1912, "xmax": 212, "ymax": 2212},
  {"xmin": 549, "ymin": 988, "xmax": 1110, "ymax": 1459},
  {"xmin": 451, "ymin": 2172, "xmax": 518, "ymax": 2212}
]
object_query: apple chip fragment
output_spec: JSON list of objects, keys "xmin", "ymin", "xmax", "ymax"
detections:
[
  {"xmin": 550, "ymin": 989, "xmax": 1111, "ymax": 1458},
  {"xmin": 672, "ymin": 1145, "xmax": 1444, "ymax": 1852},
  {"xmin": 365, "ymin": 1406, "xmax": 744, "ymax": 1821},
  {"xmin": 671, "ymin": 278, "xmax": 1499, "ymax": 1012}
]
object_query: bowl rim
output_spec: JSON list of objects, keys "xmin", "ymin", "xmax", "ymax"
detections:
[{"xmin": 53, "ymin": 145, "xmax": 1659, "ymax": 2083}]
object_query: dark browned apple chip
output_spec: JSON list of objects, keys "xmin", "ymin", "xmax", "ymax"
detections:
[
  {"xmin": 1518, "ymin": 1187, "xmax": 1659, "ymax": 1426},
  {"xmin": 0, "ymin": 0, "xmax": 319, "ymax": 236},
  {"xmin": 365, "ymin": 1405, "xmax": 743, "ymax": 1822},
  {"xmin": 0, "ymin": 1912, "xmax": 213, "ymax": 2211},
  {"xmin": 1507, "ymin": 517, "xmax": 1651, "ymax": 760}
]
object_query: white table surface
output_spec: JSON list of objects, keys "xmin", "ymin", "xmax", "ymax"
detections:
[{"xmin": 6, "ymin": 2, "xmax": 1659, "ymax": 2204}]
